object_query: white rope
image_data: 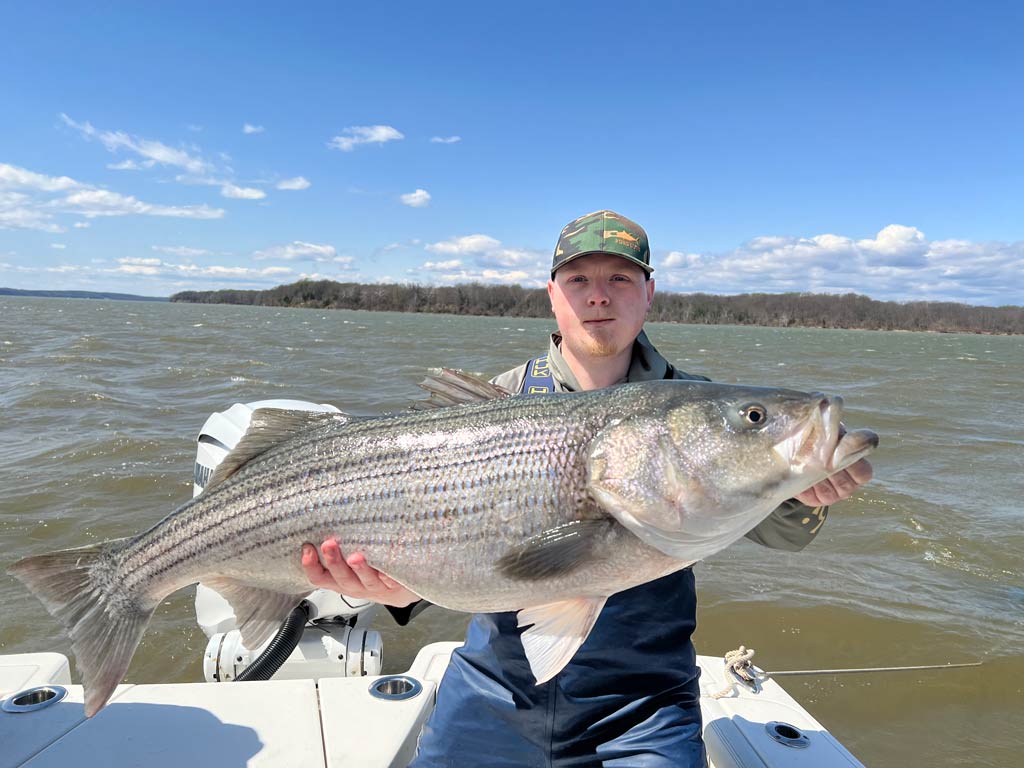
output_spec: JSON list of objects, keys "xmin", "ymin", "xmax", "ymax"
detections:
[{"xmin": 710, "ymin": 645, "xmax": 762, "ymax": 699}]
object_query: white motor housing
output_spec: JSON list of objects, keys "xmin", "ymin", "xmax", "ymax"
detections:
[
  {"xmin": 193, "ymin": 399, "xmax": 341, "ymax": 498},
  {"xmin": 193, "ymin": 398, "xmax": 382, "ymax": 680},
  {"xmin": 203, "ymin": 624, "xmax": 384, "ymax": 682}
]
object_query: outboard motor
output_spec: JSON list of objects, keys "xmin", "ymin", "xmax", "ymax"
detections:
[{"xmin": 193, "ymin": 400, "xmax": 383, "ymax": 682}]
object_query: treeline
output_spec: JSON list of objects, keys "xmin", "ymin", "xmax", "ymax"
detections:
[
  {"xmin": 170, "ymin": 279, "xmax": 1024, "ymax": 334},
  {"xmin": 1, "ymin": 287, "xmax": 166, "ymax": 302}
]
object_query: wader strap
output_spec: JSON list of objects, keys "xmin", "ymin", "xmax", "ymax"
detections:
[{"xmin": 521, "ymin": 354, "xmax": 554, "ymax": 395}]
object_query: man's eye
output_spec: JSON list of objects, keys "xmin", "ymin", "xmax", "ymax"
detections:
[{"xmin": 568, "ymin": 275, "xmax": 587, "ymax": 283}]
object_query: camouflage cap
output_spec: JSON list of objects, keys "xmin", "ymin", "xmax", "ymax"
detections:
[{"xmin": 551, "ymin": 210, "xmax": 652, "ymax": 277}]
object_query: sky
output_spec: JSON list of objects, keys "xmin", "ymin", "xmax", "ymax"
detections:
[{"xmin": 1, "ymin": 1, "xmax": 1021, "ymax": 305}]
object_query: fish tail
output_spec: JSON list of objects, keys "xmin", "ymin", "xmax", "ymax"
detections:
[{"xmin": 8, "ymin": 539, "xmax": 156, "ymax": 717}]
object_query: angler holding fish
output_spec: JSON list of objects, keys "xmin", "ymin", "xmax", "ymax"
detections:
[{"xmin": 300, "ymin": 210, "xmax": 876, "ymax": 767}]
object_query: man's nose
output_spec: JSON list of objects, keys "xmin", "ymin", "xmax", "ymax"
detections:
[{"xmin": 587, "ymin": 286, "xmax": 610, "ymax": 306}]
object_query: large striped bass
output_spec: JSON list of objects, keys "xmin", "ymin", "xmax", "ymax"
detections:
[{"xmin": 9, "ymin": 371, "xmax": 877, "ymax": 716}]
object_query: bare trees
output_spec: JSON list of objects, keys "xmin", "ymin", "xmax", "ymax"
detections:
[{"xmin": 169, "ymin": 281, "xmax": 1024, "ymax": 334}]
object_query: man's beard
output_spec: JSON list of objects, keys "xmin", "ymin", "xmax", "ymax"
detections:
[{"xmin": 566, "ymin": 327, "xmax": 625, "ymax": 359}]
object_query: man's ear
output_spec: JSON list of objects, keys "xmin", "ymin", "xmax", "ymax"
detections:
[
  {"xmin": 646, "ymin": 278, "xmax": 655, "ymax": 309},
  {"xmin": 547, "ymin": 279, "xmax": 556, "ymax": 309}
]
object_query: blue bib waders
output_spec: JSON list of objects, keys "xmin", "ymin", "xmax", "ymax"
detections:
[{"xmin": 410, "ymin": 358, "xmax": 706, "ymax": 767}]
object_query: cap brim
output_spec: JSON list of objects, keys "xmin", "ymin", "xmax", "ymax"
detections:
[{"xmin": 551, "ymin": 251, "xmax": 654, "ymax": 277}]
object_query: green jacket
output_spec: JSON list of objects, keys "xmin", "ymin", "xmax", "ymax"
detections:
[{"xmin": 491, "ymin": 330, "xmax": 828, "ymax": 552}]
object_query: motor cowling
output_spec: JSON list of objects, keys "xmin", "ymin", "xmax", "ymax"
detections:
[{"xmin": 193, "ymin": 399, "xmax": 383, "ymax": 681}]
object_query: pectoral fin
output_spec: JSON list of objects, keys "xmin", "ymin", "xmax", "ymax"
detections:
[
  {"xmin": 496, "ymin": 518, "xmax": 613, "ymax": 580},
  {"xmin": 202, "ymin": 576, "xmax": 309, "ymax": 649},
  {"xmin": 517, "ymin": 596, "xmax": 608, "ymax": 684}
]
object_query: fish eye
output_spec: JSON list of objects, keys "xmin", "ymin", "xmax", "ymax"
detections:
[{"xmin": 739, "ymin": 403, "xmax": 768, "ymax": 427}]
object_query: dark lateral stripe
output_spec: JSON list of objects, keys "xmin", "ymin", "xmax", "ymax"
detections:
[{"xmin": 123, "ymin": 448, "xmax": 572, "ymax": 585}]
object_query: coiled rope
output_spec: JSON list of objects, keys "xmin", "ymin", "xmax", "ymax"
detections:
[{"xmin": 710, "ymin": 645, "xmax": 762, "ymax": 699}]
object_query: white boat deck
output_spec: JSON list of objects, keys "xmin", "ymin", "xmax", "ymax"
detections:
[{"xmin": 1, "ymin": 645, "xmax": 862, "ymax": 767}]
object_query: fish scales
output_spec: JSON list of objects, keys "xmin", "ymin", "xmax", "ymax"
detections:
[
  {"xmin": 117, "ymin": 394, "xmax": 605, "ymax": 605},
  {"xmin": 9, "ymin": 374, "xmax": 878, "ymax": 716}
]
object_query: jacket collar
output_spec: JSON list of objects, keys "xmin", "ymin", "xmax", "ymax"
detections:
[{"xmin": 547, "ymin": 329, "xmax": 671, "ymax": 391}]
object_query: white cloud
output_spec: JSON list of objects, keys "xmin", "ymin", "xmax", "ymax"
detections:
[
  {"xmin": 254, "ymin": 241, "xmax": 338, "ymax": 261},
  {"xmin": 277, "ymin": 176, "xmax": 311, "ymax": 190},
  {"xmin": 855, "ymin": 224, "xmax": 928, "ymax": 265},
  {"xmin": 400, "ymin": 188, "xmax": 431, "ymax": 208},
  {"xmin": 476, "ymin": 248, "xmax": 537, "ymax": 268},
  {"xmin": 0, "ymin": 162, "xmax": 83, "ymax": 192},
  {"xmin": 152, "ymin": 245, "xmax": 213, "ymax": 257},
  {"xmin": 61, "ymin": 114, "xmax": 212, "ymax": 175},
  {"xmin": 220, "ymin": 183, "xmax": 266, "ymax": 200},
  {"xmin": 174, "ymin": 174, "xmax": 221, "ymax": 186},
  {"xmin": 108, "ymin": 159, "xmax": 154, "ymax": 171},
  {"xmin": 437, "ymin": 268, "xmax": 532, "ymax": 285},
  {"xmin": 656, "ymin": 225, "xmax": 1024, "ymax": 305},
  {"xmin": 1, "ymin": 163, "xmax": 225, "ymax": 229},
  {"xmin": 242, "ymin": 123, "xmax": 265, "ymax": 134},
  {"xmin": 426, "ymin": 234, "xmax": 502, "ymax": 256},
  {"xmin": 327, "ymin": 125, "xmax": 404, "ymax": 151},
  {"xmin": 73, "ymin": 221, "xmax": 91, "ymax": 228},
  {"xmin": 663, "ymin": 251, "xmax": 703, "ymax": 269},
  {"xmin": 425, "ymin": 233, "xmax": 544, "ymax": 273},
  {"xmin": 62, "ymin": 189, "xmax": 225, "ymax": 219},
  {"xmin": 50, "ymin": 243, "xmax": 67, "ymax": 249},
  {"xmin": 115, "ymin": 256, "xmax": 293, "ymax": 280},
  {"xmin": 411, "ymin": 234, "xmax": 548, "ymax": 286},
  {"xmin": 430, "ymin": 136, "xmax": 461, "ymax": 144},
  {"xmin": 0, "ymin": 202, "xmax": 64, "ymax": 233}
]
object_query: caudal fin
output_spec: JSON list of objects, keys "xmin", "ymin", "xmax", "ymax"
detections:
[{"xmin": 8, "ymin": 540, "xmax": 155, "ymax": 717}]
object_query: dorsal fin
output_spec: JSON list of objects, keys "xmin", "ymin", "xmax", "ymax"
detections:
[
  {"xmin": 411, "ymin": 368, "xmax": 512, "ymax": 410},
  {"xmin": 205, "ymin": 409, "xmax": 352, "ymax": 491}
]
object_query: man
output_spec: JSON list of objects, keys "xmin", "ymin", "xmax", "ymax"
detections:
[{"xmin": 302, "ymin": 210, "xmax": 872, "ymax": 766}]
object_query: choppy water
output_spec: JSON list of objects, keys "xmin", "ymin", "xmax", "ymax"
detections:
[{"xmin": 1, "ymin": 297, "xmax": 1021, "ymax": 766}]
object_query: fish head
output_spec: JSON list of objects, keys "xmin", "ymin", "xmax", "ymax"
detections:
[{"xmin": 587, "ymin": 381, "xmax": 878, "ymax": 561}]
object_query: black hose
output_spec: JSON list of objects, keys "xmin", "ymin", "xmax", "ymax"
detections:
[{"xmin": 235, "ymin": 601, "xmax": 310, "ymax": 682}]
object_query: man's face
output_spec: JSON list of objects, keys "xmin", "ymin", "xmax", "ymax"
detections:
[{"xmin": 548, "ymin": 253, "xmax": 655, "ymax": 361}]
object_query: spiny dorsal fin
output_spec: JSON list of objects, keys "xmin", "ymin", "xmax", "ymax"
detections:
[
  {"xmin": 411, "ymin": 368, "xmax": 512, "ymax": 410},
  {"xmin": 206, "ymin": 409, "xmax": 352, "ymax": 491}
]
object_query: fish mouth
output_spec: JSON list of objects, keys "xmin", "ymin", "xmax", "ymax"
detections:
[{"xmin": 776, "ymin": 395, "xmax": 878, "ymax": 473}]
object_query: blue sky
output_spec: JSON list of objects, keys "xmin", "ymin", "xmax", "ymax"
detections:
[{"xmin": 1, "ymin": 1, "xmax": 1021, "ymax": 305}]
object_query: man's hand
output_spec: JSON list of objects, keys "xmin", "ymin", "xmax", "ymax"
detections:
[
  {"xmin": 795, "ymin": 458, "xmax": 873, "ymax": 507},
  {"xmin": 301, "ymin": 537, "xmax": 421, "ymax": 608}
]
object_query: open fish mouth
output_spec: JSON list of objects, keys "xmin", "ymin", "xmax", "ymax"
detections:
[{"xmin": 777, "ymin": 395, "xmax": 878, "ymax": 473}]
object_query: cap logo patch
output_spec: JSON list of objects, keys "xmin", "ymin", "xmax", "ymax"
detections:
[{"xmin": 604, "ymin": 229, "xmax": 641, "ymax": 251}]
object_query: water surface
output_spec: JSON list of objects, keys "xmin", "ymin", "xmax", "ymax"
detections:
[{"xmin": 1, "ymin": 297, "xmax": 1021, "ymax": 766}]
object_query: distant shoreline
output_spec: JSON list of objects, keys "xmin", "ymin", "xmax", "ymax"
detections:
[
  {"xmin": 6, "ymin": 283, "xmax": 1020, "ymax": 334},
  {"xmin": 168, "ymin": 279, "xmax": 1024, "ymax": 335},
  {"xmin": 0, "ymin": 287, "xmax": 167, "ymax": 302}
]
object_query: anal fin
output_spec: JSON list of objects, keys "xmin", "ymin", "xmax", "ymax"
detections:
[
  {"xmin": 517, "ymin": 596, "xmax": 608, "ymax": 684},
  {"xmin": 203, "ymin": 576, "xmax": 309, "ymax": 649}
]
